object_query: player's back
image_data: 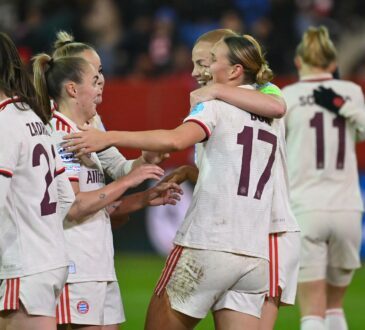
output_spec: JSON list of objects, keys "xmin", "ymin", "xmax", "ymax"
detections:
[
  {"xmin": 176, "ymin": 97, "xmax": 278, "ymax": 260},
  {"xmin": 0, "ymin": 100, "xmax": 67, "ymax": 278},
  {"xmin": 283, "ymin": 78, "xmax": 363, "ymax": 214}
]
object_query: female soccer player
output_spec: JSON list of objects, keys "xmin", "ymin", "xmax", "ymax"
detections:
[
  {"xmin": 283, "ymin": 26, "xmax": 364, "ymax": 330},
  {"xmin": 65, "ymin": 34, "xmax": 280, "ymax": 330},
  {"xmin": 166, "ymin": 29, "xmax": 300, "ymax": 330},
  {"xmin": 0, "ymin": 32, "xmax": 73, "ymax": 330},
  {"xmin": 32, "ymin": 53, "xmax": 181, "ymax": 330}
]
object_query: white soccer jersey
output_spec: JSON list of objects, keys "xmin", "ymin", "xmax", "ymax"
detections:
[
  {"xmin": 50, "ymin": 111, "xmax": 116, "ymax": 282},
  {"xmin": 283, "ymin": 74, "xmax": 364, "ymax": 214},
  {"xmin": 0, "ymin": 99, "xmax": 69, "ymax": 278},
  {"xmin": 175, "ymin": 87, "xmax": 278, "ymax": 260},
  {"xmin": 270, "ymin": 119, "xmax": 300, "ymax": 233}
]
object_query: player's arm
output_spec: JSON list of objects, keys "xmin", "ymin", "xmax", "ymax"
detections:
[
  {"xmin": 162, "ymin": 165, "xmax": 199, "ymax": 185},
  {"xmin": 66, "ymin": 164, "xmax": 165, "ymax": 221},
  {"xmin": 108, "ymin": 181, "xmax": 183, "ymax": 228},
  {"xmin": 64, "ymin": 122, "xmax": 207, "ymax": 155},
  {"xmin": 190, "ymin": 83, "xmax": 286, "ymax": 118}
]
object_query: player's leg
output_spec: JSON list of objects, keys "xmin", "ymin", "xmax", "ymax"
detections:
[
  {"xmin": 0, "ymin": 303, "xmax": 57, "ymax": 330},
  {"xmin": 296, "ymin": 212, "xmax": 328, "ymax": 330},
  {"xmin": 259, "ymin": 297, "xmax": 280, "ymax": 330},
  {"xmin": 213, "ymin": 308, "xmax": 260, "ymax": 330},
  {"xmin": 145, "ymin": 290, "xmax": 200, "ymax": 330},
  {"xmin": 324, "ymin": 211, "xmax": 362, "ymax": 330}
]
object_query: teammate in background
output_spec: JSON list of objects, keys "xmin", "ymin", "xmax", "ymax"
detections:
[
  {"xmin": 65, "ymin": 34, "xmax": 279, "ymax": 330},
  {"xmin": 164, "ymin": 29, "xmax": 300, "ymax": 330},
  {"xmin": 0, "ymin": 32, "xmax": 73, "ymax": 330},
  {"xmin": 283, "ymin": 26, "xmax": 364, "ymax": 330},
  {"xmin": 33, "ymin": 54, "xmax": 182, "ymax": 330}
]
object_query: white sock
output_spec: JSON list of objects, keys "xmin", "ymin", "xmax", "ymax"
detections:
[
  {"xmin": 301, "ymin": 315, "xmax": 325, "ymax": 330},
  {"xmin": 325, "ymin": 308, "xmax": 348, "ymax": 330}
]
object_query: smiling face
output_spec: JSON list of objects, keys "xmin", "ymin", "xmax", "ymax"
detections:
[
  {"xmin": 74, "ymin": 63, "xmax": 100, "ymax": 121},
  {"xmin": 209, "ymin": 39, "xmax": 233, "ymax": 84},
  {"xmin": 80, "ymin": 49, "xmax": 104, "ymax": 104},
  {"xmin": 191, "ymin": 41, "xmax": 214, "ymax": 86}
]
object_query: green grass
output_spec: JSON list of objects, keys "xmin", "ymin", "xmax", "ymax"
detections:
[{"xmin": 116, "ymin": 254, "xmax": 365, "ymax": 329}]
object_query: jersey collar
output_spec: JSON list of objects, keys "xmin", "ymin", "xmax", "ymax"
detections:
[
  {"xmin": 0, "ymin": 96, "xmax": 21, "ymax": 111},
  {"xmin": 52, "ymin": 110, "xmax": 79, "ymax": 132},
  {"xmin": 300, "ymin": 73, "xmax": 333, "ymax": 82}
]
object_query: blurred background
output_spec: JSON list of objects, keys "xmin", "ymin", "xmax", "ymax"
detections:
[{"xmin": 1, "ymin": 0, "xmax": 365, "ymax": 328}]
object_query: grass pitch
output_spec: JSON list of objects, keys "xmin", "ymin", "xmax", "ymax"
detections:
[{"xmin": 115, "ymin": 254, "xmax": 365, "ymax": 329}]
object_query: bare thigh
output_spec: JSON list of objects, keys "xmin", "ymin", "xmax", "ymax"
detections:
[
  {"xmin": 213, "ymin": 308, "xmax": 260, "ymax": 330},
  {"xmin": 145, "ymin": 290, "xmax": 200, "ymax": 330},
  {"xmin": 0, "ymin": 303, "xmax": 56, "ymax": 330}
]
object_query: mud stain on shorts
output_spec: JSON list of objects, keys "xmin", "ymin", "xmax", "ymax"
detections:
[{"xmin": 167, "ymin": 249, "xmax": 205, "ymax": 304}]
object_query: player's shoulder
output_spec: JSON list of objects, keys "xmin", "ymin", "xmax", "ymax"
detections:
[{"xmin": 51, "ymin": 112, "xmax": 73, "ymax": 134}]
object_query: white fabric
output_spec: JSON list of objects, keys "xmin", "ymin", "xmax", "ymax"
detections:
[
  {"xmin": 176, "ymin": 89, "xmax": 277, "ymax": 259},
  {"xmin": 0, "ymin": 266, "xmax": 68, "ymax": 317},
  {"xmin": 283, "ymin": 77, "xmax": 364, "ymax": 215},
  {"xmin": 301, "ymin": 316, "xmax": 326, "ymax": 330},
  {"xmin": 0, "ymin": 100, "xmax": 69, "ymax": 278},
  {"xmin": 57, "ymin": 281, "xmax": 125, "ymax": 325},
  {"xmin": 270, "ymin": 119, "xmax": 300, "ymax": 233},
  {"xmin": 325, "ymin": 309, "xmax": 348, "ymax": 330},
  {"xmin": 50, "ymin": 111, "xmax": 116, "ymax": 282},
  {"xmin": 165, "ymin": 247, "xmax": 268, "ymax": 319}
]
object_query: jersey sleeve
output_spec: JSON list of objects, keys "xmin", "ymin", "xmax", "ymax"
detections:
[
  {"xmin": 56, "ymin": 167, "xmax": 76, "ymax": 221},
  {"xmin": 97, "ymin": 147, "xmax": 134, "ymax": 179},
  {"xmin": 257, "ymin": 82, "xmax": 283, "ymax": 97},
  {"xmin": 183, "ymin": 101, "xmax": 218, "ymax": 140}
]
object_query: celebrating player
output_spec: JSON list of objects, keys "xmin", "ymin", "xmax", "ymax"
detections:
[
  {"xmin": 0, "ymin": 32, "xmax": 74, "ymax": 330},
  {"xmin": 64, "ymin": 34, "xmax": 280, "ymax": 330},
  {"xmin": 164, "ymin": 29, "xmax": 300, "ymax": 330},
  {"xmin": 32, "ymin": 53, "xmax": 181, "ymax": 330},
  {"xmin": 283, "ymin": 26, "xmax": 364, "ymax": 330}
]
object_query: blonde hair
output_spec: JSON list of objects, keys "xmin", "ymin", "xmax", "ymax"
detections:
[
  {"xmin": 296, "ymin": 26, "xmax": 337, "ymax": 69},
  {"xmin": 33, "ymin": 53, "xmax": 89, "ymax": 117},
  {"xmin": 52, "ymin": 30, "xmax": 93, "ymax": 59},
  {"xmin": 194, "ymin": 29, "xmax": 238, "ymax": 45},
  {"xmin": 224, "ymin": 34, "xmax": 273, "ymax": 85}
]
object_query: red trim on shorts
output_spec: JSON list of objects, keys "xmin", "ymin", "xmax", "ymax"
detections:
[
  {"xmin": 154, "ymin": 245, "xmax": 183, "ymax": 296},
  {"xmin": 3, "ymin": 278, "xmax": 20, "ymax": 310},
  {"xmin": 0, "ymin": 169, "xmax": 13, "ymax": 178},
  {"xmin": 269, "ymin": 234, "xmax": 280, "ymax": 297},
  {"xmin": 57, "ymin": 284, "xmax": 71, "ymax": 324}
]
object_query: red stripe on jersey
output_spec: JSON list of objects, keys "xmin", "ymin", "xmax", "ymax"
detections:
[
  {"xmin": 184, "ymin": 119, "xmax": 210, "ymax": 142},
  {"xmin": 0, "ymin": 97, "xmax": 20, "ymax": 111},
  {"xmin": 0, "ymin": 169, "xmax": 13, "ymax": 178},
  {"xmin": 155, "ymin": 245, "xmax": 183, "ymax": 296},
  {"xmin": 69, "ymin": 177, "xmax": 79, "ymax": 182},
  {"xmin": 274, "ymin": 234, "xmax": 279, "ymax": 296},
  {"xmin": 53, "ymin": 113, "xmax": 72, "ymax": 133},
  {"xmin": 55, "ymin": 167, "xmax": 66, "ymax": 177}
]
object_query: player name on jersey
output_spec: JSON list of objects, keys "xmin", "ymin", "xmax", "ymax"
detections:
[{"xmin": 25, "ymin": 121, "xmax": 50, "ymax": 137}]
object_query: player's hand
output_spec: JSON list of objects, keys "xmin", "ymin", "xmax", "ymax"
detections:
[
  {"xmin": 190, "ymin": 83, "xmax": 219, "ymax": 108},
  {"xmin": 63, "ymin": 125, "xmax": 109, "ymax": 155},
  {"xmin": 162, "ymin": 165, "xmax": 198, "ymax": 184},
  {"xmin": 313, "ymin": 86, "xmax": 346, "ymax": 115},
  {"xmin": 144, "ymin": 182, "xmax": 184, "ymax": 207},
  {"xmin": 141, "ymin": 150, "xmax": 170, "ymax": 165},
  {"xmin": 122, "ymin": 164, "xmax": 165, "ymax": 188}
]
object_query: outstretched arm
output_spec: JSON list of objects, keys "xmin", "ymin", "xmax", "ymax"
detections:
[
  {"xmin": 67, "ymin": 164, "xmax": 165, "ymax": 221},
  {"xmin": 64, "ymin": 122, "xmax": 206, "ymax": 155},
  {"xmin": 190, "ymin": 83, "xmax": 286, "ymax": 118}
]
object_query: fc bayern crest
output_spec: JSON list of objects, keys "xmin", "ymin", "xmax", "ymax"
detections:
[{"xmin": 77, "ymin": 300, "xmax": 89, "ymax": 314}]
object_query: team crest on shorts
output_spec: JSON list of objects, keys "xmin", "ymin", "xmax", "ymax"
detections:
[{"xmin": 77, "ymin": 300, "xmax": 89, "ymax": 314}]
